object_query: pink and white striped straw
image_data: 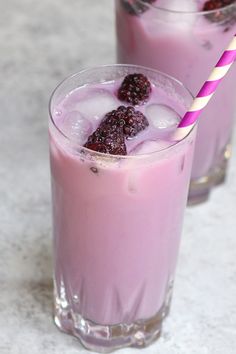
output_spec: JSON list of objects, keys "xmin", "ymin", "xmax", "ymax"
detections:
[{"xmin": 174, "ymin": 34, "xmax": 236, "ymax": 140}]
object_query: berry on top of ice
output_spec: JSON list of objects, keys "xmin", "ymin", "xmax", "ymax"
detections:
[
  {"xmin": 118, "ymin": 73, "xmax": 152, "ymax": 105},
  {"xmin": 84, "ymin": 120, "xmax": 127, "ymax": 155},
  {"xmin": 84, "ymin": 127, "xmax": 127, "ymax": 155},
  {"xmin": 102, "ymin": 106, "xmax": 149, "ymax": 138},
  {"xmin": 121, "ymin": 0, "xmax": 156, "ymax": 16},
  {"xmin": 203, "ymin": 0, "xmax": 235, "ymax": 23},
  {"xmin": 84, "ymin": 105, "xmax": 149, "ymax": 155},
  {"xmin": 203, "ymin": 0, "xmax": 234, "ymax": 11}
]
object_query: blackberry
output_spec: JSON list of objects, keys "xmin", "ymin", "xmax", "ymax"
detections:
[
  {"xmin": 121, "ymin": 0, "xmax": 155, "ymax": 16},
  {"xmin": 102, "ymin": 106, "xmax": 149, "ymax": 138},
  {"xmin": 84, "ymin": 105, "xmax": 149, "ymax": 154},
  {"xmin": 118, "ymin": 73, "xmax": 152, "ymax": 105},
  {"xmin": 84, "ymin": 122, "xmax": 127, "ymax": 156},
  {"xmin": 203, "ymin": 0, "xmax": 236, "ymax": 23}
]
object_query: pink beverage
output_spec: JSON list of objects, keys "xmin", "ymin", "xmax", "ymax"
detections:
[
  {"xmin": 116, "ymin": 0, "xmax": 236, "ymax": 204},
  {"xmin": 49, "ymin": 65, "xmax": 196, "ymax": 352}
]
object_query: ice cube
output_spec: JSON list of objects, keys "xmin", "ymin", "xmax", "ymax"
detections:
[
  {"xmin": 144, "ymin": 0, "xmax": 198, "ymax": 31},
  {"xmin": 61, "ymin": 111, "xmax": 92, "ymax": 143},
  {"xmin": 145, "ymin": 104, "xmax": 180, "ymax": 130},
  {"xmin": 75, "ymin": 89, "xmax": 119, "ymax": 122},
  {"xmin": 131, "ymin": 140, "xmax": 171, "ymax": 155},
  {"xmin": 157, "ymin": 0, "xmax": 198, "ymax": 12}
]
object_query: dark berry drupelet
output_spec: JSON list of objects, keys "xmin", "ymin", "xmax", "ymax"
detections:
[
  {"xmin": 121, "ymin": 0, "xmax": 156, "ymax": 16},
  {"xmin": 118, "ymin": 73, "xmax": 152, "ymax": 105},
  {"xmin": 203, "ymin": 0, "xmax": 236, "ymax": 23},
  {"xmin": 102, "ymin": 106, "xmax": 149, "ymax": 138},
  {"xmin": 84, "ymin": 120, "xmax": 127, "ymax": 156}
]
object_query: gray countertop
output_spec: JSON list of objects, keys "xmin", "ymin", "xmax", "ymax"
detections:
[{"xmin": 0, "ymin": 1, "xmax": 236, "ymax": 353}]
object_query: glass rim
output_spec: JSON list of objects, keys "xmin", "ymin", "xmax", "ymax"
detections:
[
  {"xmin": 138, "ymin": 0, "xmax": 236, "ymax": 15},
  {"xmin": 49, "ymin": 64, "xmax": 196, "ymax": 160}
]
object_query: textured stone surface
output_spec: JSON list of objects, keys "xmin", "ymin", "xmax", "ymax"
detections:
[{"xmin": 0, "ymin": 1, "xmax": 236, "ymax": 353}]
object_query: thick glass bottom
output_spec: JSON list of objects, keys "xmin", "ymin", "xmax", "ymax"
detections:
[
  {"xmin": 53, "ymin": 279, "xmax": 174, "ymax": 353},
  {"xmin": 188, "ymin": 143, "xmax": 231, "ymax": 206},
  {"xmin": 55, "ymin": 308, "xmax": 162, "ymax": 353}
]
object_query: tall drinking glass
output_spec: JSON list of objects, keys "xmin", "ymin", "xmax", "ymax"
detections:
[
  {"xmin": 116, "ymin": 0, "xmax": 236, "ymax": 204},
  {"xmin": 49, "ymin": 65, "xmax": 196, "ymax": 352}
]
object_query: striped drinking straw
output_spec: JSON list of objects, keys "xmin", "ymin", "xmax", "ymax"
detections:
[{"xmin": 174, "ymin": 34, "xmax": 236, "ymax": 140}]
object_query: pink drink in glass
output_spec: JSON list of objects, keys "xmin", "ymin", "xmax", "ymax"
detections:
[
  {"xmin": 49, "ymin": 65, "xmax": 196, "ymax": 352},
  {"xmin": 116, "ymin": 0, "xmax": 236, "ymax": 204}
]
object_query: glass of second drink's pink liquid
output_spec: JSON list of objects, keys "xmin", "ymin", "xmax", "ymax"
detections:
[
  {"xmin": 49, "ymin": 65, "xmax": 196, "ymax": 352},
  {"xmin": 116, "ymin": 0, "xmax": 236, "ymax": 204}
]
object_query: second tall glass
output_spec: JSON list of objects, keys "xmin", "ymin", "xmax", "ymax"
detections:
[{"xmin": 116, "ymin": 0, "xmax": 236, "ymax": 204}]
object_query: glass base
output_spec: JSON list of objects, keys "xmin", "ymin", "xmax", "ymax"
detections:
[
  {"xmin": 54, "ymin": 307, "xmax": 165, "ymax": 353},
  {"xmin": 54, "ymin": 280, "xmax": 174, "ymax": 353},
  {"xmin": 54, "ymin": 309, "xmax": 163, "ymax": 353},
  {"xmin": 188, "ymin": 143, "xmax": 231, "ymax": 206}
]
